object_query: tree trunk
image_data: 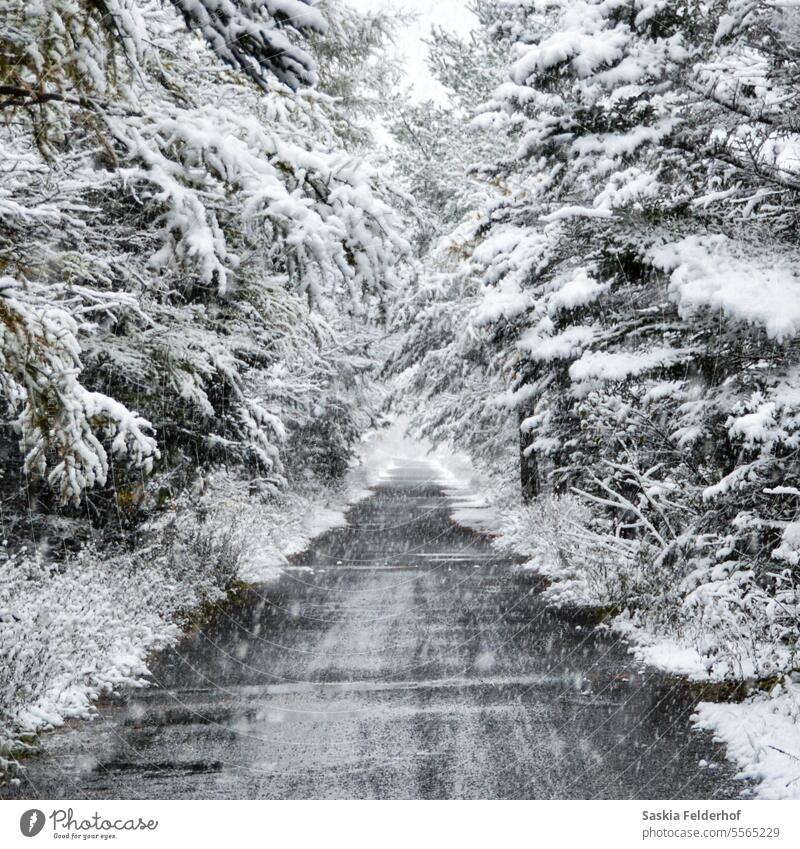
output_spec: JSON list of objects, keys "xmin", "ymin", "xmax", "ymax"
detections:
[{"xmin": 519, "ymin": 409, "xmax": 540, "ymax": 502}]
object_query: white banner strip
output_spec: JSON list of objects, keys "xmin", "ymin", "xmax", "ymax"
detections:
[{"xmin": 1, "ymin": 800, "xmax": 798, "ymax": 849}]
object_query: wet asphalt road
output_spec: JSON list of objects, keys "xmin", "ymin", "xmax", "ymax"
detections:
[{"xmin": 5, "ymin": 461, "xmax": 743, "ymax": 799}]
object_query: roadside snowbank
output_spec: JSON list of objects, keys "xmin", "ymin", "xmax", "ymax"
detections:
[
  {"xmin": 0, "ymin": 545, "xmax": 187, "ymax": 769},
  {"xmin": 694, "ymin": 682, "xmax": 800, "ymax": 799},
  {"xmin": 240, "ymin": 486, "xmax": 371, "ymax": 574},
  {"xmin": 435, "ymin": 463, "xmax": 503, "ymax": 534},
  {"xmin": 0, "ymin": 461, "xmax": 380, "ymax": 773}
]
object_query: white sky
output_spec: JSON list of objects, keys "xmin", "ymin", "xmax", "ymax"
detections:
[{"xmin": 346, "ymin": 0, "xmax": 477, "ymax": 101}]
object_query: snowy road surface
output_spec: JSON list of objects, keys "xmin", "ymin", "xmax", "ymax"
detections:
[{"xmin": 6, "ymin": 461, "xmax": 743, "ymax": 799}]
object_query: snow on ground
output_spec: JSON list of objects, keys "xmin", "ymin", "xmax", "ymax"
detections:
[
  {"xmin": 694, "ymin": 681, "xmax": 800, "ymax": 799},
  {"xmin": 0, "ymin": 448, "xmax": 387, "ymax": 771},
  {"xmin": 611, "ymin": 616, "xmax": 714, "ymax": 680},
  {"xmin": 238, "ymin": 430, "xmax": 800, "ymax": 801},
  {"xmin": 7, "ymin": 420, "xmax": 800, "ymax": 797},
  {"xmin": 445, "ymin": 490, "xmax": 502, "ymax": 535},
  {"xmin": 358, "ymin": 418, "xmax": 505, "ymax": 534}
]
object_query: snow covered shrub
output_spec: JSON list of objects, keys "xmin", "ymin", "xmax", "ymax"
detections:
[
  {"xmin": 0, "ymin": 543, "xmax": 178, "ymax": 759},
  {"xmin": 496, "ymin": 493, "xmax": 681, "ymax": 613},
  {"xmin": 496, "ymin": 495, "xmax": 614, "ymax": 608},
  {"xmin": 152, "ymin": 508, "xmax": 246, "ymax": 601},
  {"xmin": 0, "ymin": 494, "xmax": 251, "ymax": 759},
  {"xmin": 0, "ymin": 549, "xmax": 53, "ymax": 762},
  {"xmin": 682, "ymin": 563, "xmax": 800, "ymax": 680}
]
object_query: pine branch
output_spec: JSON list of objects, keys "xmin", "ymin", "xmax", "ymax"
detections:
[{"xmin": 0, "ymin": 86, "xmax": 142, "ymax": 118}]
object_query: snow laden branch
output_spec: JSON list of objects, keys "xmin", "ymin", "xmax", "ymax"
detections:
[
  {"xmin": 168, "ymin": 0, "xmax": 326, "ymax": 91},
  {"xmin": 0, "ymin": 278, "xmax": 158, "ymax": 504},
  {"xmin": 0, "ymin": 1, "xmax": 324, "ymax": 105},
  {"xmin": 108, "ymin": 106, "xmax": 408, "ymax": 307}
]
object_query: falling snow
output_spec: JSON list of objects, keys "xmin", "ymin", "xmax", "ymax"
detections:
[{"xmin": 3, "ymin": 0, "xmax": 800, "ymax": 803}]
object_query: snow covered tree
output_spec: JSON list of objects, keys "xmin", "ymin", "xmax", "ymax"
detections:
[
  {"xmin": 309, "ymin": 0, "xmax": 403, "ymax": 148},
  {"xmin": 393, "ymin": 0, "xmax": 800, "ymax": 676},
  {"xmin": 388, "ymin": 0, "xmax": 513, "ymax": 249},
  {"xmin": 386, "ymin": 0, "xmax": 520, "ymax": 474},
  {"xmin": 0, "ymin": 0, "xmax": 407, "ymax": 512},
  {"xmin": 168, "ymin": 0, "xmax": 325, "ymax": 90}
]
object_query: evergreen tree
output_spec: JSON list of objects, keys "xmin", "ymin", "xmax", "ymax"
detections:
[
  {"xmin": 0, "ymin": 0, "xmax": 407, "ymax": 509},
  {"xmin": 394, "ymin": 0, "xmax": 800, "ymax": 676}
]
